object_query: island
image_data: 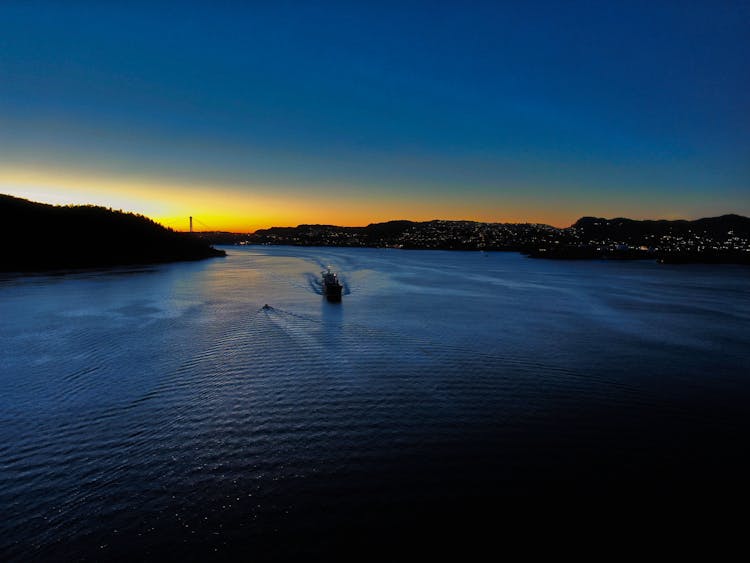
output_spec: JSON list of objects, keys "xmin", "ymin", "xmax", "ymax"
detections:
[
  {"xmin": 1, "ymin": 194, "xmax": 225, "ymax": 272},
  {"xmin": 208, "ymin": 214, "xmax": 750, "ymax": 265}
]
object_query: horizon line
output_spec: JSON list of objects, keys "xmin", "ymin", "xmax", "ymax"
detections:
[
  {"xmin": 173, "ymin": 212, "xmax": 749, "ymax": 236},
  {"xmin": 2, "ymin": 192, "xmax": 746, "ymax": 235}
]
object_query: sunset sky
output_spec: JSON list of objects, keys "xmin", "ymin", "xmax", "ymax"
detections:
[{"xmin": 1, "ymin": 1, "xmax": 748, "ymax": 232}]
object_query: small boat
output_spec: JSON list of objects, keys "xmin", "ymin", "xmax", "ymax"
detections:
[{"xmin": 322, "ymin": 267, "xmax": 343, "ymax": 302}]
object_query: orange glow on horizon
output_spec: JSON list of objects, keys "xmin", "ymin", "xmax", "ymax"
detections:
[{"xmin": 1, "ymin": 165, "xmax": 592, "ymax": 232}]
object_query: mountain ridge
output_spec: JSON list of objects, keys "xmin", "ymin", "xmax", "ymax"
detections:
[
  {"xmin": 1, "ymin": 194, "xmax": 225, "ymax": 272},
  {"xmin": 245, "ymin": 214, "xmax": 750, "ymax": 263}
]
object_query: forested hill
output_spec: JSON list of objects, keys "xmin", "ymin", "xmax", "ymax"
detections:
[
  {"xmin": 571, "ymin": 214, "xmax": 750, "ymax": 241},
  {"xmin": 1, "ymin": 194, "xmax": 225, "ymax": 272},
  {"xmin": 245, "ymin": 214, "xmax": 750, "ymax": 263}
]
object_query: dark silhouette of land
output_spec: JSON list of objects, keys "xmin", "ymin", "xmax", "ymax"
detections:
[
  {"xmin": 238, "ymin": 215, "xmax": 750, "ymax": 264},
  {"xmin": 4, "ymin": 192, "xmax": 748, "ymax": 269},
  {"xmin": 245, "ymin": 220, "xmax": 558, "ymax": 250},
  {"xmin": 529, "ymin": 215, "xmax": 750, "ymax": 263},
  {"xmin": 1, "ymin": 194, "xmax": 225, "ymax": 272}
]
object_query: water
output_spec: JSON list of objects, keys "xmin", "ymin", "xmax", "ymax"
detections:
[{"xmin": 1, "ymin": 247, "xmax": 749, "ymax": 559}]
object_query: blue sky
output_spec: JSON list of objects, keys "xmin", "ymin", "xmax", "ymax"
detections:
[{"xmin": 1, "ymin": 1, "xmax": 748, "ymax": 229}]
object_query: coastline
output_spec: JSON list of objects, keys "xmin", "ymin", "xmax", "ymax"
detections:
[
  {"xmin": 0, "ymin": 194, "xmax": 226, "ymax": 274},
  {"xmin": 225, "ymin": 241, "xmax": 750, "ymax": 266}
]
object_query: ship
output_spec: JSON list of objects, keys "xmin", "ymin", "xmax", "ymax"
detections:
[{"xmin": 322, "ymin": 267, "xmax": 343, "ymax": 302}]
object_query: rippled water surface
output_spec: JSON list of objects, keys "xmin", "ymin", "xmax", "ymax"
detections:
[{"xmin": 2, "ymin": 247, "xmax": 749, "ymax": 559}]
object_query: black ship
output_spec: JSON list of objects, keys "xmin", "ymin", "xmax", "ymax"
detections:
[{"xmin": 322, "ymin": 267, "xmax": 343, "ymax": 302}]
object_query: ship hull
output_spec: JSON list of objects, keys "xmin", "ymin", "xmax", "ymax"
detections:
[
  {"xmin": 324, "ymin": 284, "xmax": 342, "ymax": 302},
  {"xmin": 322, "ymin": 268, "xmax": 343, "ymax": 302}
]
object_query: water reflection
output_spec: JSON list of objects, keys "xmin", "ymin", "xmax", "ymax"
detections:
[
  {"xmin": 321, "ymin": 295, "xmax": 343, "ymax": 351},
  {"xmin": 1, "ymin": 246, "xmax": 749, "ymax": 560}
]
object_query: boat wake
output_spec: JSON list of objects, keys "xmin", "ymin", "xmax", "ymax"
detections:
[{"xmin": 304, "ymin": 272, "xmax": 324, "ymax": 295}]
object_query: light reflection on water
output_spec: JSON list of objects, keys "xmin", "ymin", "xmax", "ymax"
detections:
[{"xmin": 1, "ymin": 247, "xmax": 749, "ymax": 559}]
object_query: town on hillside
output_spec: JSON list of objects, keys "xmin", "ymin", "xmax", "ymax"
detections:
[{"xmin": 196, "ymin": 215, "xmax": 750, "ymax": 264}]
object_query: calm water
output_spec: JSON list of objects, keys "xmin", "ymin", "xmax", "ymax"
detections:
[{"xmin": 2, "ymin": 246, "xmax": 749, "ymax": 559}]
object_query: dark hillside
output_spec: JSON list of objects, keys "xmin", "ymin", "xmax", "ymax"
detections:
[
  {"xmin": 572, "ymin": 214, "xmax": 750, "ymax": 241},
  {"xmin": 1, "ymin": 194, "xmax": 225, "ymax": 272}
]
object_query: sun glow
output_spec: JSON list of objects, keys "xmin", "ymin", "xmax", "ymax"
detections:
[
  {"xmin": 0, "ymin": 166, "xmax": 316, "ymax": 232},
  {"xmin": 0, "ymin": 165, "xmax": 583, "ymax": 232}
]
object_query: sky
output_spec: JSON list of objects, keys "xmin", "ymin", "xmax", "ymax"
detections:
[{"xmin": 1, "ymin": 1, "xmax": 748, "ymax": 231}]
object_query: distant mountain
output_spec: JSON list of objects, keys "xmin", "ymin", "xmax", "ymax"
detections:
[
  {"xmin": 252, "ymin": 220, "xmax": 425, "ymax": 247},
  {"xmin": 530, "ymin": 214, "xmax": 750, "ymax": 263},
  {"xmin": 247, "ymin": 214, "xmax": 750, "ymax": 263},
  {"xmin": 251, "ymin": 219, "xmax": 560, "ymax": 250},
  {"xmin": 572, "ymin": 214, "xmax": 750, "ymax": 241},
  {"xmin": 0, "ymin": 194, "xmax": 225, "ymax": 272}
]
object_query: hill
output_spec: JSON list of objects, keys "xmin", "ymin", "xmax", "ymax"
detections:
[
  {"xmin": 247, "ymin": 214, "xmax": 750, "ymax": 263},
  {"xmin": 571, "ymin": 214, "xmax": 750, "ymax": 241},
  {"xmin": 529, "ymin": 214, "xmax": 750, "ymax": 262},
  {"xmin": 0, "ymin": 194, "xmax": 225, "ymax": 272},
  {"xmin": 249, "ymin": 219, "xmax": 559, "ymax": 250}
]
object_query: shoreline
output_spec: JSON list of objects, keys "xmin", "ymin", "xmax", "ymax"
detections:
[{"xmin": 226, "ymin": 243, "xmax": 750, "ymax": 266}]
